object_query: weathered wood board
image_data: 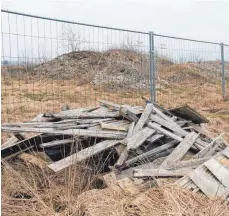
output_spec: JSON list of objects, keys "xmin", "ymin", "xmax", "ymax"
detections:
[
  {"xmin": 48, "ymin": 140, "xmax": 121, "ymax": 172},
  {"xmin": 160, "ymin": 132, "xmax": 199, "ymax": 168}
]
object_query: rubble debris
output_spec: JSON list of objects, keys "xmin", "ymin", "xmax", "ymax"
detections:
[{"xmin": 1, "ymin": 99, "xmax": 228, "ymax": 201}]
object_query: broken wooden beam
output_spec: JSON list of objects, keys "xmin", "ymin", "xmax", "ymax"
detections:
[
  {"xmin": 125, "ymin": 127, "xmax": 155, "ymax": 151},
  {"xmin": 40, "ymin": 139, "xmax": 75, "ymax": 148},
  {"xmin": 125, "ymin": 140, "xmax": 179, "ymax": 167},
  {"xmin": 48, "ymin": 139, "xmax": 121, "ymax": 172},
  {"xmin": 148, "ymin": 122, "xmax": 183, "ymax": 142},
  {"xmin": 1, "ymin": 126, "xmax": 127, "ymax": 139},
  {"xmin": 160, "ymin": 132, "xmax": 199, "ymax": 168},
  {"xmin": 133, "ymin": 168, "xmax": 192, "ymax": 178},
  {"xmin": 133, "ymin": 103, "xmax": 154, "ymax": 133},
  {"xmin": 194, "ymin": 133, "xmax": 224, "ymax": 158}
]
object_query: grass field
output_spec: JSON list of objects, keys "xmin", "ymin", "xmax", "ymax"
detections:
[{"xmin": 2, "ymin": 73, "xmax": 229, "ymax": 141}]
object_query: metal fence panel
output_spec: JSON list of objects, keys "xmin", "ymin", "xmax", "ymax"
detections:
[
  {"xmin": 1, "ymin": 9, "xmax": 228, "ymax": 128},
  {"xmin": 154, "ymin": 34, "xmax": 223, "ymax": 109},
  {"xmin": 1, "ymin": 10, "xmax": 150, "ymax": 123}
]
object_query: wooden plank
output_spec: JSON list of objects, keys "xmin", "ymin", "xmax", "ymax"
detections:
[
  {"xmin": 54, "ymin": 118, "xmax": 114, "ymax": 125},
  {"xmin": 194, "ymin": 133, "xmax": 224, "ymax": 158},
  {"xmin": 119, "ymin": 105, "xmax": 139, "ymax": 122},
  {"xmin": 148, "ymin": 122, "xmax": 183, "ymax": 142},
  {"xmin": 133, "ymin": 168, "xmax": 192, "ymax": 177},
  {"xmin": 40, "ymin": 139, "xmax": 75, "ymax": 148},
  {"xmin": 1, "ymin": 134, "xmax": 72, "ymax": 159},
  {"xmin": 31, "ymin": 113, "xmax": 44, "ymax": 122},
  {"xmin": 125, "ymin": 140, "xmax": 179, "ymax": 167},
  {"xmin": 53, "ymin": 108, "xmax": 120, "ymax": 119},
  {"xmin": 1, "ymin": 126, "xmax": 127, "ymax": 139},
  {"xmin": 150, "ymin": 114, "xmax": 187, "ymax": 137},
  {"xmin": 100, "ymin": 122, "xmax": 129, "ymax": 131},
  {"xmin": 133, "ymin": 103, "xmax": 154, "ymax": 133},
  {"xmin": 98, "ymin": 100, "xmax": 120, "ymax": 110},
  {"xmin": 188, "ymin": 166, "xmax": 226, "ymax": 198},
  {"xmin": 1, "ymin": 113, "xmax": 42, "ymax": 150},
  {"xmin": 116, "ymin": 159, "xmax": 159, "ymax": 180},
  {"xmin": 115, "ymin": 122, "xmax": 135, "ymax": 165},
  {"xmin": 222, "ymin": 147, "xmax": 229, "ymax": 159},
  {"xmin": 176, "ymin": 176, "xmax": 192, "ymax": 187},
  {"xmin": 127, "ymin": 122, "xmax": 135, "ymax": 138},
  {"xmin": 188, "ymin": 123, "xmax": 210, "ymax": 137},
  {"xmin": 146, "ymin": 134, "xmax": 164, "ymax": 143},
  {"xmin": 115, "ymin": 148, "xmax": 129, "ymax": 167},
  {"xmin": 1, "ymin": 136, "xmax": 21, "ymax": 150},
  {"xmin": 125, "ymin": 127, "xmax": 155, "ymax": 151},
  {"xmin": 167, "ymin": 157, "xmax": 211, "ymax": 170},
  {"xmin": 152, "ymin": 105, "xmax": 175, "ymax": 123},
  {"xmin": 204, "ymin": 158, "xmax": 229, "ymax": 188},
  {"xmin": 48, "ymin": 140, "xmax": 120, "ymax": 172},
  {"xmin": 116, "ymin": 149, "xmax": 173, "ymax": 180},
  {"xmin": 160, "ymin": 132, "xmax": 199, "ymax": 168}
]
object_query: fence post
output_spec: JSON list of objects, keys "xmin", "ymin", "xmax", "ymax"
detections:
[
  {"xmin": 149, "ymin": 31, "xmax": 156, "ymax": 102},
  {"xmin": 221, "ymin": 43, "xmax": 226, "ymax": 97}
]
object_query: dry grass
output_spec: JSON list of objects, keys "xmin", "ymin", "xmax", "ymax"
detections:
[
  {"xmin": 1, "ymin": 61, "xmax": 229, "ymax": 215},
  {"xmin": 2, "ymin": 156, "xmax": 228, "ymax": 216},
  {"xmin": 1, "ymin": 72, "xmax": 229, "ymax": 141}
]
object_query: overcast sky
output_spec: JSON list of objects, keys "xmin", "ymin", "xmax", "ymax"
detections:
[{"xmin": 2, "ymin": 0, "xmax": 229, "ymax": 44}]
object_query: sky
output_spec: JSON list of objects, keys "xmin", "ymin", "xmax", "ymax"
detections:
[
  {"xmin": 1, "ymin": 0, "xmax": 229, "ymax": 62},
  {"xmin": 2, "ymin": 0, "xmax": 229, "ymax": 43}
]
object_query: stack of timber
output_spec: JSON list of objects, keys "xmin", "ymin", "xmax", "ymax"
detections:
[{"xmin": 1, "ymin": 100, "xmax": 229, "ymax": 201}]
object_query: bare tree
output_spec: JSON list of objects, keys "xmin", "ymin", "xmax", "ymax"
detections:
[{"xmin": 61, "ymin": 24, "xmax": 86, "ymax": 52}]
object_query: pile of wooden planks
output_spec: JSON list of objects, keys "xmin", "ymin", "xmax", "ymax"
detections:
[{"xmin": 1, "ymin": 100, "xmax": 229, "ymax": 200}]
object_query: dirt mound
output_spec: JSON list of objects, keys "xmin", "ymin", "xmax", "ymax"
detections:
[
  {"xmin": 159, "ymin": 64, "xmax": 217, "ymax": 84},
  {"xmin": 33, "ymin": 50, "xmax": 150, "ymax": 89},
  {"xmin": 33, "ymin": 50, "xmax": 175, "ymax": 90}
]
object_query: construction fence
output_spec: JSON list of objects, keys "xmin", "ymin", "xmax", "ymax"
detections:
[{"xmin": 1, "ymin": 10, "xmax": 228, "ymax": 123}]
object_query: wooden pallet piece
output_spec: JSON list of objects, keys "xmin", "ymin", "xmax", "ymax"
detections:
[
  {"xmin": 188, "ymin": 166, "xmax": 226, "ymax": 198},
  {"xmin": 204, "ymin": 158, "xmax": 229, "ymax": 188},
  {"xmin": 194, "ymin": 133, "xmax": 224, "ymax": 158}
]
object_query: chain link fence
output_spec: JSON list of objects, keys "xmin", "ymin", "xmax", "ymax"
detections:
[{"xmin": 1, "ymin": 10, "xmax": 228, "ymax": 125}]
